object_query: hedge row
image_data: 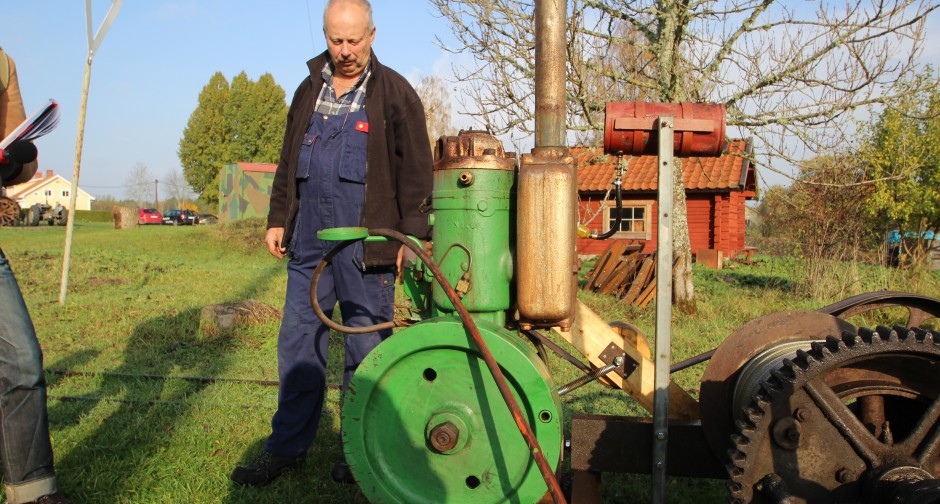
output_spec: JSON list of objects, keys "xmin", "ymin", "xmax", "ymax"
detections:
[{"xmin": 74, "ymin": 210, "xmax": 112, "ymax": 223}]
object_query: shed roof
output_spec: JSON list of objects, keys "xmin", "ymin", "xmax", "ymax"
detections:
[
  {"xmin": 574, "ymin": 138, "xmax": 755, "ymax": 193},
  {"xmin": 236, "ymin": 162, "xmax": 277, "ymax": 173}
]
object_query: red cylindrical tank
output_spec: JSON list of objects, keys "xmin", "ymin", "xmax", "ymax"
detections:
[{"xmin": 603, "ymin": 102, "xmax": 727, "ymax": 157}]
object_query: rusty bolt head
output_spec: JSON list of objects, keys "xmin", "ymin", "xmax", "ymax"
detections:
[
  {"xmin": 430, "ymin": 421, "xmax": 460, "ymax": 453},
  {"xmin": 772, "ymin": 417, "xmax": 802, "ymax": 450},
  {"xmin": 793, "ymin": 408, "xmax": 809, "ymax": 422},
  {"xmin": 836, "ymin": 468, "xmax": 855, "ymax": 483}
]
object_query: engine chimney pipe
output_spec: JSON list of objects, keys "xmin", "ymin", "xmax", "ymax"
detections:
[{"xmin": 534, "ymin": 0, "xmax": 567, "ymax": 147}]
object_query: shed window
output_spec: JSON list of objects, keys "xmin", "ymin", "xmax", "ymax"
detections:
[
  {"xmin": 44, "ymin": 190, "xmax": 52, "ymax": 196},
  {"xmin": 62, "ymin": 190, "xmax": 70, "ymax": 197},
  {"xmin": 603, "ymin": 201, "xmax": 652, "ymax": 240}
]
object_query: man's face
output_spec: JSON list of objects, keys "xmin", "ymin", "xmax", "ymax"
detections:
[{"xmin": 324, "ymin": 2, "xmax": 375, "ymax": 80}]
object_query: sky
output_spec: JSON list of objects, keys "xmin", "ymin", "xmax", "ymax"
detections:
[
  {"xmin": 3, "ymin": 1, "xmax": 467, "ymax": 201},
  {"xmin": 4, "ymin": 1, "xmax": 939, "ymax": 202}
]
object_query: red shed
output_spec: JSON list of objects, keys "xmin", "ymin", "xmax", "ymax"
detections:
[{"xmin": 575, "ymin": 138, "xmax": 757, "ymax": 257}]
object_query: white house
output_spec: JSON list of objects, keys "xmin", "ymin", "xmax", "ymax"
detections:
[{"xmin": 7, "ymin": 169, "xmax": 95, "ymax": 211}]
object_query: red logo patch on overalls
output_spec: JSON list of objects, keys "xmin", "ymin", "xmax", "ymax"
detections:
[{"xmin": 355, "ymin": 121, "xmax": 369, "ymax": 133}]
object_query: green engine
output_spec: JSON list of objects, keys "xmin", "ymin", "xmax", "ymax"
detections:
[{"xmin": 340, "ymin": 131, "xmax": 565, "ymax": 503}]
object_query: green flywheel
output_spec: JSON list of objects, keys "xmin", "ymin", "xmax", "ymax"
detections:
[{"xmin": 341, "ymin": 317, "xmax": 563, "ymax": 504}]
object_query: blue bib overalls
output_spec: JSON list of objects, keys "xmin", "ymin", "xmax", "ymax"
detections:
[{"xmin": 265, "ymin": 107, "xmax": 395, "ymax": 457}]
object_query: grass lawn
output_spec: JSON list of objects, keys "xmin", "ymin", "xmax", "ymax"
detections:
[{"xmin": 0, "ymin": 221, "xmax": 936, "ymax": 503}]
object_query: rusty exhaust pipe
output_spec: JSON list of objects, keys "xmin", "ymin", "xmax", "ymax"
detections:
[{"xmin": 535, "ymin": 0, "xmax": 567, "ymax": 148}]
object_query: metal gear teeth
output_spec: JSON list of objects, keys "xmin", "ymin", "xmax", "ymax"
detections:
[
  {"xmin": 779, "ymin": 358, "xmax": 799, "ymax": 380},
  {"xmin": 892, "ymin": 325, "xmax": 915, "ymax": 341},
  {"xmin": 758, "ymin": 380, "xmax": 782, "ymax": 400},
  {"xmin": 730, "ymin": 433, "xmax": 749, "ymax": 449},
  {"xmin": 744, "ymin": 404, "xmax": 764, "ymax": 425},
  {"xmin": 841, "ymin": 330, "xmax": 862, "ymax": 347},
  {"xmin": 727, "ymin": 449, "xmax": 747, "ymax": 468},
  {"xmin": 881, "ymin": 326, "xmax": 901, "ymax": 343},
  {"xmin": 734, "ymin": 417, "xmax": 758, "ymax": 437},
  {"xmin": 824, "ymin": 334, "xmax": 846, "ymax": 353},
  {"xmin": 727, "ymin": 317, "xmax": 940, "ymax": 503},
  {"xmin": 912, "ymin": 327, "xmax": 938, "ymax": 344},
  {"xmin": 793, "ymin": 349, "xmax": 813, "ymax": 368}
]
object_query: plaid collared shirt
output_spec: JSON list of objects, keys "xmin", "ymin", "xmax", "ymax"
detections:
[{"xmin": 315, "ymin": 57, "xmax": 372, "ymax": 115}]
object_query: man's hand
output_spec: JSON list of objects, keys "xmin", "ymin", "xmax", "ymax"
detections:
[{"xmin": 265, "ymin": 227, "xmax": 287, "ymax": 258}]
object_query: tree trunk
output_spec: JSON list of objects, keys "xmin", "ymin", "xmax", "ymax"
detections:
[{"xmin": 671, "ymin": 159, "xmax": 696, "ymax": 313}]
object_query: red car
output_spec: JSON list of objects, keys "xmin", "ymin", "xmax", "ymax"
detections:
[{"xmin": 138, "ymin": 208, "xmax": 162, "ymax": 225}]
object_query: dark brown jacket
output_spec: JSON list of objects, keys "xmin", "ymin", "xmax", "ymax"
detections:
[{"xmin": 267, "ymin": 51, "xmax": 433, "ymax": 266}]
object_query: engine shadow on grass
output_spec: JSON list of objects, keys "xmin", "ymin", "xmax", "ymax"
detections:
[
  {"xmin": 44, "ymin": 263, "xmax": 290, "ymax": 502},
  {"xmin": 46, "ymin": 307, "xmax": 236, "ymax": 500}
]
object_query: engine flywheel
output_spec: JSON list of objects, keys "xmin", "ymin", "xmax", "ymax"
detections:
[{"xmin": 341, "ymin": 316, "xmax": 563, "ymax": 504}]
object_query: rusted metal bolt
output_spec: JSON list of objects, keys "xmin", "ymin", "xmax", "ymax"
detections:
[
  {"xmin": 793, "ymin": 408, "xmax": 809, "ymax": 422},
  {"xmin": 836, "ymin": 468, "xmax": 854, "ymax": 483},
  {"xmin": 430, "ymin": 421, "xmax": 460, "ymax": 453},
  {"xmin": 785, "ymin": 427, "xmax": 801, "ymax": 443}
]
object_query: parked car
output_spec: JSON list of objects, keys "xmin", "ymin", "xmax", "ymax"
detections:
[
  {"xmin": 198, "ymin": 213, "xmax": 218, "ymax": 225},
  {"xmin": 162, "ymin": 209, "xmax": 200, "ymax": 225},
  {"xmin": 138, "ymin": 208, "xmax": 162, "ymax": 225}
]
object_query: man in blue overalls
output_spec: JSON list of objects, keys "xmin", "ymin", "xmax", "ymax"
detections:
[{"xmin": 231, "ymin": 0, "xmax": 433, "ymax": 488}]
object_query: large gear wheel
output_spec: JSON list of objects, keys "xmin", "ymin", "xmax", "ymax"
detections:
[
  {"xmin": 727, "ymin": 325, "xmax": 940, "ymax": 503},
  {"xmin": 0, "ymin": 197, "xmax": 20, "ymax": 226}
]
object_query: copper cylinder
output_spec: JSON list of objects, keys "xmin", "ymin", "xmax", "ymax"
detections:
[
  {"xmin": 604, "ymin": 101, "xmax": 727, "ymax": 157},
  {"xmin": 516, "ymin": 147, "xmax": 578, "ymax": 330}
]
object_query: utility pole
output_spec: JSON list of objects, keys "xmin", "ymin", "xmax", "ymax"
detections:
[{"xmin": 154, "ymin": 178, "xmax": 159, "ymax": 209}]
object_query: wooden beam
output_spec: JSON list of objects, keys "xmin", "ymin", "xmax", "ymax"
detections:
[{"xmin": 553, "ymin": 301, "xmax": 699, "ymax": 420}]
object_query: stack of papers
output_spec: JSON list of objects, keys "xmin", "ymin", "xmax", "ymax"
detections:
[{"xmin": 0, "ymin": 99, "xmax": 60, "ymax": 150}]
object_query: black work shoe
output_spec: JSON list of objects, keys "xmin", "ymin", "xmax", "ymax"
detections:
[
  {"xmin": 230, "ymin": 451, "xmax": 305, "ymax": 486},
  {"xmin": 26, "ymin": 494, "xmax": 76, "ymax": 504},
  {"xmin": 331, "ymin": 459, "xmax": 356, "ymax": 485}
]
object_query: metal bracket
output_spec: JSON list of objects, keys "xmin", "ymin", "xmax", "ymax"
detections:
[{"xmin": 598, "ymin": 342, "xmax": 638, "ymax": 379}]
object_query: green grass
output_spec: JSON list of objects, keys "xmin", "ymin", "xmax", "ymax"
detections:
[{"xmin": 0, "ymin": 222, "xmax": 937, "ymax": 503}]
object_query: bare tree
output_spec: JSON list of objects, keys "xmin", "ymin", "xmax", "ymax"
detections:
[
  {"xmin": 163, "ymin": 169, "xmax": 195, "ymax": 210},
  {"xmin": 430, "ymin": 0, "xmax": 935, "ymax": 307},
  {"xmin": 124, "ymin": 162, "xmax": 153, "ymax": 208},
  {"xmin": 415, "ymin": 74, "xmax": 457, "ymax": 150}
]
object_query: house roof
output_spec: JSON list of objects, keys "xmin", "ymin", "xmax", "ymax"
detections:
[
  {"xmin": 236, "ymin": 162, "xmax": 277, "ymax": 173},
  {"xmin": 7, "ymin": 171, "xmax": 95, "ymax": 200},
  {"xmin": 574, "ymin": 138, "xmax": 755, "ymax": 193}
]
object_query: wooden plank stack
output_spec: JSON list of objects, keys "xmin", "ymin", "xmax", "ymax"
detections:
[{"xmin": 583, "ymin": 240, "xmax": 659, "ymax": 307}]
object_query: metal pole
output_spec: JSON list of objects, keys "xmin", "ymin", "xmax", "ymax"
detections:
[
  {"xmin": 652, "ymin": 116, "xmax": 674, "ymax": 503},
  {"xmin": 534, "ymin": 0, "xmax": 567, "ymax": 148}
]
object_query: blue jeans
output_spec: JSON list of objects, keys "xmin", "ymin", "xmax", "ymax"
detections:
[{"xmin": 0, "ymin": 249, "xmax": 57, "ymax": 503}]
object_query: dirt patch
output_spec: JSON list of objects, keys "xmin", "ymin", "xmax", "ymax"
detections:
[{"xmin": 199, "ymin": 299, "xmax": 282, "ymax": 337}]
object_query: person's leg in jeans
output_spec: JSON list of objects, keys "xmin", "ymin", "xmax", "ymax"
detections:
[{"xmin": 0, "ymin": 249, "xmax": 57, "ymax": 503}]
